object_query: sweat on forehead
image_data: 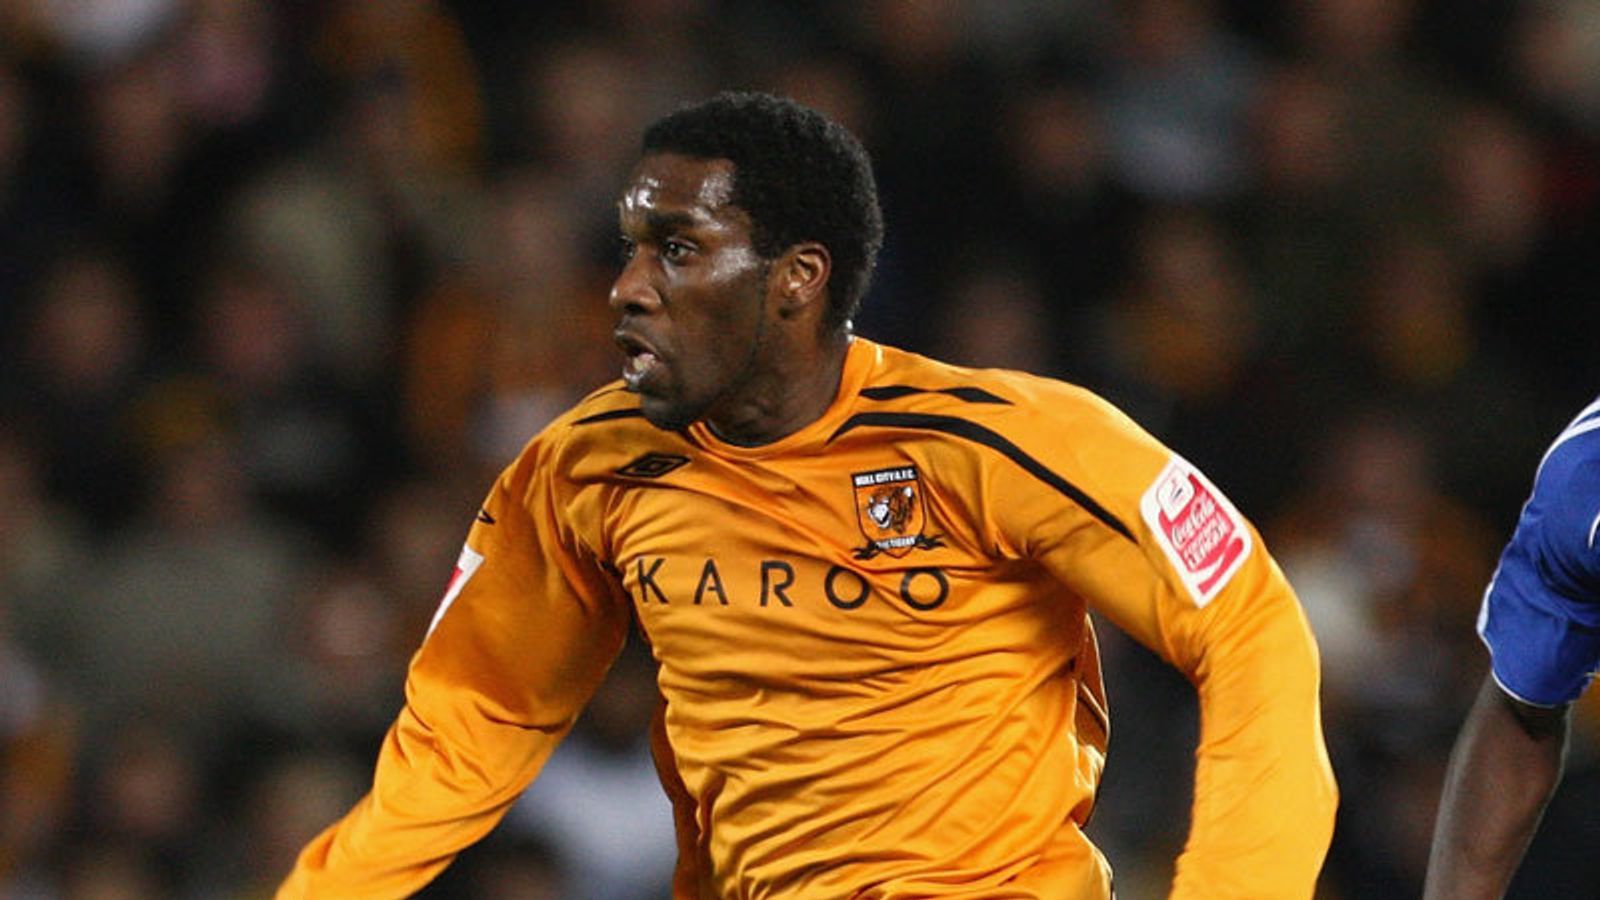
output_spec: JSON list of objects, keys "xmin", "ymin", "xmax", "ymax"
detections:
[{"xmin": 619, "ymin": 155, "xmax": 742, "ymax": 222}]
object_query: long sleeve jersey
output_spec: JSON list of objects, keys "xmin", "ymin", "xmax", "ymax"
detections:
[{"xmin": 279, "ymin": 337, "xmax": 1337, "ymax": 899}]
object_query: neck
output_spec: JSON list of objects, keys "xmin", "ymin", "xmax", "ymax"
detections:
[{"xmin": 706, "ymin": 329, "xmax": 853, "ymax": 446}]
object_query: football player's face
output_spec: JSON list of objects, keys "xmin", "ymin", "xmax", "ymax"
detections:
[{"xmin": 610, "ymin": 154, "xmax": 774, "ymax": 432}]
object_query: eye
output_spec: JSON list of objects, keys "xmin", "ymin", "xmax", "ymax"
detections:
[
  {"xmin": 662, "ymin": 239, "xmax": 692, "ymax": 263},
  {"xmin": 618, "ymin": 237, "xmax": 637, "ymax": 263}
]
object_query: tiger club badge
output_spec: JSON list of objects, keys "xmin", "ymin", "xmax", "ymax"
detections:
[
  {"xmin": 1140, "ymin": 456, "xmax": 1252, "ymax": 607},
  {"xmin": 851, "ymin": 465, "xmax": 942, "ymax": 559}
]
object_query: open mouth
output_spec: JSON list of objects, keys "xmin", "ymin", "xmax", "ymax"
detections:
[{"xmin": 615, "ymin": 331, "xmax": 661, "ymax": 390}]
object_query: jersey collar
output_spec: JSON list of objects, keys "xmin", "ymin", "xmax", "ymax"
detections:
[{"xmin": 686, "ymin": 336, "xmax": 879, "ymax": 459}]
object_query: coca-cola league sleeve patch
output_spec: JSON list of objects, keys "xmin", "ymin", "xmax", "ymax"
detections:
[
  {"xmin": 1139, "ymin": 455, "xmax": 1253, "ymax": 608},
  {"xmin": 426, "ymin": 544, "xmax": 486, "ymax": 637}
]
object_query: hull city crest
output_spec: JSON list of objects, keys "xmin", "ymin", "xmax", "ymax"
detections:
[{"xmin": 851, "ymin": 465, "xmax": 943, "ymax": 559}]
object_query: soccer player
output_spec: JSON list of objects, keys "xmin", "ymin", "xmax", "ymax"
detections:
[
  {"xmin": 1425, "ymin": 397, "xmax": 1600, "ymax": 899},
  {"xmin": 278, "ymin": 92, "xmax": 1336, "ymax": 898}
]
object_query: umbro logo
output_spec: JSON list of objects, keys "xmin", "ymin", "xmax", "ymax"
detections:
[{"xmin": 617, "ymin": 452, "xmax": 690, "ymax": 479}]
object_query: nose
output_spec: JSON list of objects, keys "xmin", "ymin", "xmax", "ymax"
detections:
[{"xmin": 609, "ymin": 253, "xmax": 661, "ymax": 316}]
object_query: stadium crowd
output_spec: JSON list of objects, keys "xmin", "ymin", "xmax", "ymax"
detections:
[{"xmin": 0, "ymin": 0, "xmax": 1596, "ymax": 897}]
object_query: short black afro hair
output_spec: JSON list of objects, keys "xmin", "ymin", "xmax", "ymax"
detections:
[{"xmin": 642, "ymin": 91, "xmax": 884, "ymax": 331}]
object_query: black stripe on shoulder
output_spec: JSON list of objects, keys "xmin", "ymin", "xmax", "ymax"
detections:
[
  {"xmin": 942, "ymin": 386, "xmax": 1011, "ymax": 404},
  {"xmin": 860, "ymin": 385, "xmax": 1011, "ymax": 405},
  {"xmin": 827, "ymin": 411, "xmax": 1134, "ymax": 542},
  {"xmin": 859, "ymin": 385, "xmax": 919, "ymax": 401},
  {"xmin": 574, "ymin": 408, "xmax": 646, "ymax": 426}
]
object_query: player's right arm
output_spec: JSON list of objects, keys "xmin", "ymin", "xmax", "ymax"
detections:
[
  {"xmin": 277, "ymin": 434, "xmax": 631, "ymax": 898},
  {"xmin": 1423, "ymin": 676, "xmax": 1568, "ymax": 900},
  {"xmin": 1425, "ymin": 413, "xmax": 1600, "ymax": 899}
]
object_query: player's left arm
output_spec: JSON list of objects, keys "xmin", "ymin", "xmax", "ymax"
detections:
[
  {"xmin": 1007, "ymin": 391, "xmax": 1336, "ymax": 899},
  {"xmin": 1161, "ymin": 512, "xmax": 1338, "ymax": 900}
]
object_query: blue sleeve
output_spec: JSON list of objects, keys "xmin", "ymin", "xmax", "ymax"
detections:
[{"xmin": 1479, "ymin": 444, "xmax": 1600, "ymax": 707}]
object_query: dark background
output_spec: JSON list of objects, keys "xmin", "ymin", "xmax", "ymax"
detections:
[{"xmin": 1, "ymin": 1, "xmax": 1597, "ymax": 896}]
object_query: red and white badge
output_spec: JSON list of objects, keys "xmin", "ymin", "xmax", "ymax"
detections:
[
  {"xmin": 427, "ymin": 544, "xmax": 485, "ymax": 637},
  {"xmin": 1139, "ymin": 456, "xmax": 1252, "ymax": 607}
]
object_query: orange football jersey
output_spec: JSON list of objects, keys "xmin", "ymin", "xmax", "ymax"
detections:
[{"xmin": 279, "ymin": 338, "xmax": 1336, "ymax": 899}]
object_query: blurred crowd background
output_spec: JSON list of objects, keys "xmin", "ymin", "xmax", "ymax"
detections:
[{"xmin": 0, "ymin": 0, "xmax": 1597, "ymax": 897}]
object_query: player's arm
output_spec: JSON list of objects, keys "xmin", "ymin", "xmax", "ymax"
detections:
[
  {"xmin": 1009, "ymin": 393, "xmax": 1335, "ymax": 898},
  {"xmin": 1423, "ymin": 675, "xmax": 1567, "ymax": 900},
  {"xmin": 1141, "ymin": 495, "xmax": 1336, "ymax": 899},
  {"xmin": 277, "ymin": 439, "xmax": 630, "ymax": 898},
  {"xmin": 1423, "ymin": 445, "xmax": 1600, "ymax": 899}
]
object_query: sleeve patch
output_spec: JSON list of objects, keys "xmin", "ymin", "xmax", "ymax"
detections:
[
  {"xmin": 426, "ymin": 544, "xmax": 485, "ymax": 637},
  {"xmin": 1139, "ymin": 456, "xmax": 1253, "ymax": 608}
]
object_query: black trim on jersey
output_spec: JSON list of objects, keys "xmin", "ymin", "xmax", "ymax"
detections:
[
  {"xmin": 860, "ymin": 385, "xmax": 1011, "ymax": 405},
  {"xmin": 574, "ymin": 408, "xmax": 645, "ymax": 426},
  {"xmin": 827, "ymin": 411, "xmax": 1135, "ymax": 542}
]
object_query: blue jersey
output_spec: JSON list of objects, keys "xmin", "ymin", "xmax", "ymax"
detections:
[{"xmin": 1479, "ymin": 396, "xmax": 1600, "ymax": 706}]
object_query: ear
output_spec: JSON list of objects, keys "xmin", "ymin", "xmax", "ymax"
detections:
[{"xmin": 772, "ymin": 242, "xmax": 831, "ymax": 319}]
